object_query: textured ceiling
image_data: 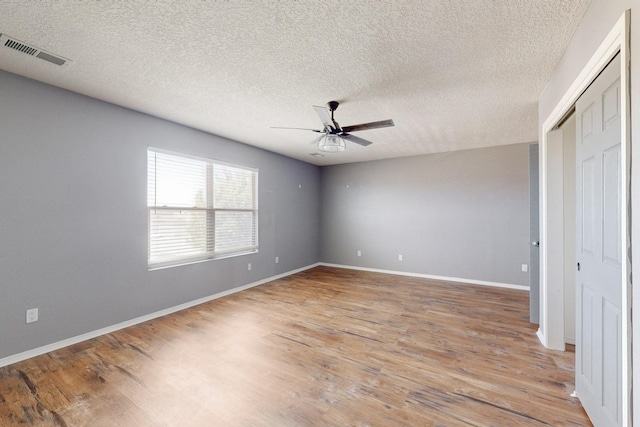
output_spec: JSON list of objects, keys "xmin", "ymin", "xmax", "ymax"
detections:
[{"xmin": 0, "ymin": 1, "xmax": 590, "ymax": 165}]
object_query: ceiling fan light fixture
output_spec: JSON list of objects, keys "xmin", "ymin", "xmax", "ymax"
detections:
[{"xmin": 317, "ymin": 134, "xmax": 346, "ymax": 152}]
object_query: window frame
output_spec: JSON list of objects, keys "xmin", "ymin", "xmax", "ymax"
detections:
[{"xmin": 147, "ymin": 147, "xmax": 259, "ymax": 269}]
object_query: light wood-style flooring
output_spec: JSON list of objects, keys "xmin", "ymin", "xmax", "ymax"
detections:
[{"xmin": 0, "ymin": 266, "xmax": 591, "ymax": 426}]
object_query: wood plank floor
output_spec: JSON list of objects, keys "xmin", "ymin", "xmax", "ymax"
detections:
[{"xmin": 0, "ymin": 266, "xmax": 591, "ymax": 426}]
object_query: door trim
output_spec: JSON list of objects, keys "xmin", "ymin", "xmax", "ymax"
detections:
[{"xmin": 539, "ymin": 10, "xmax": 631, "ymax": 426}]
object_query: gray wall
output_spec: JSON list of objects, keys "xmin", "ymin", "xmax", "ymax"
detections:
[
  {"xmin": 0, "ymin": 70, "xmax": 320, "ymax": 359},
  {"xmin": 319, "ymin": 143, "xmax": 530, "ymax": 287}
]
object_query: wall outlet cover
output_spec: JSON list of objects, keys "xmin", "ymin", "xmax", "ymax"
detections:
[{"xmin": 26, "ymin": 308, "xmax": 38, "ymax": 323}]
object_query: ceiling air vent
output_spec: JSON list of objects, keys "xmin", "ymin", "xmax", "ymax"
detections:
[{"xmin": 0, "ymin": 34, "xmax": 71, "ymax": 67}]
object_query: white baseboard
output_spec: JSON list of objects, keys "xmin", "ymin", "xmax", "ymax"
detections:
[
  {"xmin": 537, "ymin": 325, "xmax": 573, "ymax": 350},
  {"xmin": 536, "ymin": 328, "xmax": 546, "ymax": 346},
  {"xmin": 319, "ymin": 263, "xmax": 529, "ymax": 291},
  {"xmin": 0, "ymin": 263, "xmax": 321, "ymax": 369},
  {"xmin": 1, "ymin": 262, "xmax": 528, "ymax": 368}
]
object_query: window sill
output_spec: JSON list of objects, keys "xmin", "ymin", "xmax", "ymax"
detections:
[{"xmin": 148, "ymin": 249, "xmax": 258, "ymax": 271}]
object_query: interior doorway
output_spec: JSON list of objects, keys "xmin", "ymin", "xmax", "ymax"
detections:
[
  {"xmin": 538, "ymin": 11, "xmax": 631, "ymax": 427},
  {"xmin": 534, "ymin": 113, "xmax": 576, "ymax": 342}
]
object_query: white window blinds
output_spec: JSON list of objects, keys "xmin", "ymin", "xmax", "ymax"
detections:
[{"xmin": 147, "ymin": 148, "xmax": 258, "ymax": 268}]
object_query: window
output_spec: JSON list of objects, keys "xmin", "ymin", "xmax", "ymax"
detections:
[{"xmin": 147, "ymin": 148, "xmax": 258, "ymax": 268}]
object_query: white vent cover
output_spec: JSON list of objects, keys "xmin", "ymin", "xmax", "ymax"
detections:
[{"xmin": 0, "ymin": 34, "xmax": 71, "ymax": 67}]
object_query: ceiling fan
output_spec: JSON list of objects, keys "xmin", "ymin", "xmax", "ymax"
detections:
[{"xmin": 273, "ymin": 101, "xmax": 394, "ymax": 153}]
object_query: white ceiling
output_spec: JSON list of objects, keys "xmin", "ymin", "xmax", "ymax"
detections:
[{"xmin": 0, "ymin": 1, "xmax": 590, "ymax": 166}]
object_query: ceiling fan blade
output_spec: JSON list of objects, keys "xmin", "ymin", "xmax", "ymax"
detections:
[
  {"xmin": 313, "ymin": 105, "xmax": 337, "ymax": 131},
  {"xmin": 340, "ymin": 133, "xmax": 374, "ymax": 147},
  {"xmin": 271, "ymin": 126, "xmax": 323, "ymax": 133},
  {"xmin": 341, "ymin": 119, "xmax": 394, "ymax": 133}
]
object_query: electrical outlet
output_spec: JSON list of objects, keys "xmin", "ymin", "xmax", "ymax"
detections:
[
  {"xmin": 248, "ymin": 263, "xmax": 252, "ymax": 271},
  {"xmin": 399, "ymin": 254, "xmax": 403, "ymax": 261},
  {"xmin": 357, "ymin": 250, "xmax": 361, "ymax": 257},
  {"xmin": 522, "ymin": 264, "xmax": 528, "ymax": 272},
  {"xmin": 275, "ymin": 256, "xmax": 279, "ymax": 264},
  {"xmin": 26, "ymin": 308, "xmax": 38, "ymax": 324}
]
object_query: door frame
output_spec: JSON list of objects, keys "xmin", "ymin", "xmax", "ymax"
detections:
[{"xmin": 538, "ymin": 10, "xmax": 631, "ymax": 426}]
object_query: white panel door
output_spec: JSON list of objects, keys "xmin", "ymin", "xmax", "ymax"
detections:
[{"xmin": 575, "ymin": 54, "xmax": 622, "ymax": 427}]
